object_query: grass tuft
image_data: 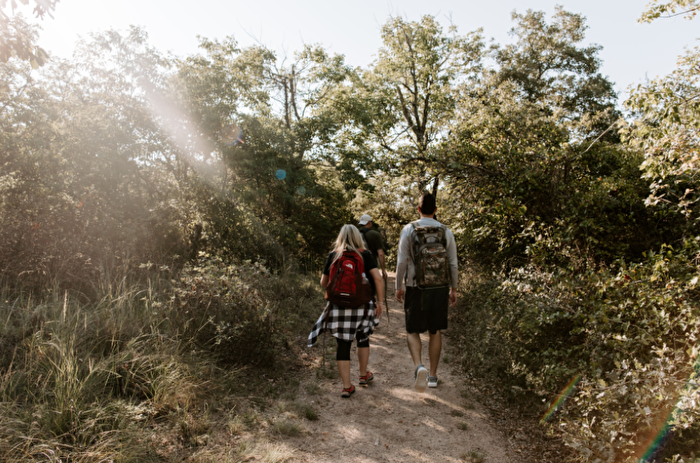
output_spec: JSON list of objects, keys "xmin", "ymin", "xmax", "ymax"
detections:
[
  {"xmin": 272, "ymin": 419, "xmax": 302, "ymax": 437},
  {"xmin": 302, "ymin": 405, "xmax": 319, "ymax": 421},
  {"xmin": 462, "ymin": 449, "xmax": 486, "ymax": 462}
]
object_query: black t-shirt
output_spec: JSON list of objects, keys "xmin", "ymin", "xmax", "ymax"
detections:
[
  {"xmin": 359, "ymin": 226, "xmax": 384, "ymax": 260},
  {"xmin": 323, "ymin": 250, "xmax": 378, "ymax": 295}
]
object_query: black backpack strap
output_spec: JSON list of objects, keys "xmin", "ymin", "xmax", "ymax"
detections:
[{"xmin": 359, "ymin": 227, "xmax": 369, "ymax": 243}]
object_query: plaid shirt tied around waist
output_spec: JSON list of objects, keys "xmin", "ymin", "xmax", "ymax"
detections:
[{"xmin": 307, "ymin": 301, "xmax": 379, "ymax": 347}]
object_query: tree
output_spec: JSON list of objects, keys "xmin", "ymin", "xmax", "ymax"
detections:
[
  {"xmin": 639, "ymin": 0, "xmax": 700, "ymax": 22},
  {"xmin": 441, "ymin": 8, "xmax": 663, "ymax": 267},
  {"xmin": 494, "ymin": 8, "xmax": 618, "ymax": 133},
  {"xmin": 627, "ymin": 0, "xmax": 700, "ymax": 227},
  {"xmin": 0, "ymin": 26, "xmax": 190, "ymax": 291},
  {"xmin": 626, "ymin": 46, "xmax": 700, "ymax": 226},
  {"xmin": 0, "ymin": 0, "xmax": 59, "ymax": 66},
  {"xmin": 174, "ymin": 38, "xmax": 355, "ymax": 266},
  {"xmin": 0, "ymin": 0, "xmax": 58, "ymax": 20},
  {"xmin": 346, "ymin": 15, "xmax": 483, "ymax": 196}
]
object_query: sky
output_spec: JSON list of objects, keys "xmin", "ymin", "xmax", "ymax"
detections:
[{"xmin": 16, "ymin": 0, "xmax": 700, "ymax": 100}]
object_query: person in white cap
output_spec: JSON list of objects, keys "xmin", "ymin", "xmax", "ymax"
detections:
[{"xmin": 358, "ymin": 214, "xmax": 387, "ymax": 281}]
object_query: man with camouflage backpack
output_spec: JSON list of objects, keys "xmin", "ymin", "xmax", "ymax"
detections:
[{"xmin": 395, "ymin": 192, "xmax": 458, "ymax": 392}]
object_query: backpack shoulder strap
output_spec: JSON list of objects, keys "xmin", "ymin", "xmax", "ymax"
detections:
[
  {"xmin": 408, "ymin": 222, "xmax": 419, "ymax": 286},
  {"xmin": 438, "ymin": 224, "xmax": 448, "ymax": 245}
]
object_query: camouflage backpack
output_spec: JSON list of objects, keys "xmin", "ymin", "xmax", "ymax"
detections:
[{"xmin": 409, "ymin": 222, "xmax": 451, "ymax": 289}]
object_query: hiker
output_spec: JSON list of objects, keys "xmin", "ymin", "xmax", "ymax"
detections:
[
  {"xmin": 308, "ymin": 224, "xmax": 385, "ymax": 398},
  {"xmin": 395, "ymin": 192, "xmax": 458, "ymax": 392},
  {"xmin": 358, "ymin": 214, "xmax": 388, "ymax": 281}
]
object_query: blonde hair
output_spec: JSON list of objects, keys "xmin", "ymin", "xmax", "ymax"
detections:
[{"xmin": 330, "ymin": 224, "xmax": 365, "ymax": 265}]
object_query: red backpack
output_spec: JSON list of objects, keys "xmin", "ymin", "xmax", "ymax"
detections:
[{"xmin": 325, "ymin": 250, "xmax": 373, "ymax": 308}]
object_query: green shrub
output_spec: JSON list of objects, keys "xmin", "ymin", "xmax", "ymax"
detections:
[
  {"xmin": 457, "ymin": 239, "xmax": 700, "ymax": 461},
  {"xmin": 167, "ymin": 252, "xmax": 321, "ymax": 367}
]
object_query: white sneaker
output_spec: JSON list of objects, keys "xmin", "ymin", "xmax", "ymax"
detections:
[
  {"xmin": 427, "ymin": 375, "xmax": 438, "ymax": 388},
  {"xmin": 414, "ymin": 365, "xmax": 428, "ymax": 393}
]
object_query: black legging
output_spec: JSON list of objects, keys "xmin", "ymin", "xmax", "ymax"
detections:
[{"xmin": 336, "ymin": 333, "xmax": 370, "ymax": 361}]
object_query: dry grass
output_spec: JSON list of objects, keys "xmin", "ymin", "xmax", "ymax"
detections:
[{"xmin": 0, "ymin": 265, "xmax": 321, "ymax": 462}]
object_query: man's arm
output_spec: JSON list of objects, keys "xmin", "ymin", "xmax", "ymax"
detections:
[
  {"xmin": 395, "ymin": 226, "xmax": 411, "ymax": 302},
  {"xmin": 446, "ymin": 228, "xmax": 459, "ymax": 306},
  {"xmin": 369, "ymin": 267, "xmax": 384, "ymax": 318}
]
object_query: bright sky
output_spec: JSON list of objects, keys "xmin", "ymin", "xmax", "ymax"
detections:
[{"xmin": 23, "ymin": 0, "xmax": 700, "ymax": 100}]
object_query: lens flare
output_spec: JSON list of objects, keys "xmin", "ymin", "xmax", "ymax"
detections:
[
  {"xmin": 637, "ymin": 414, "xmax": 674, "ymax": 463},
  {"xmin": 296, "ymin": 186, "xmax": 306, "ymax": 195},
  {"xmin": 221, "ymin": 123, "xmax": 243, "ymax": 146},
  {"xmin": 275, "ymin": 169, "xmax": 287, "ymax": 180},
  {"xmin": 636, "ymin": 356, "xmax": 700, "ymax": 462},
  {"xmin": 540, "ymin": 373, "xmax": 581, "ymax": 424}
]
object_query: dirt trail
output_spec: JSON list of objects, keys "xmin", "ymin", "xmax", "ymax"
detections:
[{"xmin": 286, "ymin": 274, "xmax": 515, "ymax": 462}]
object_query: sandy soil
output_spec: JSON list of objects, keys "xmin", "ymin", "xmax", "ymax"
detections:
[{"xmin": 284, "ymin": 275, "xmax": 517, "ymax": 463}]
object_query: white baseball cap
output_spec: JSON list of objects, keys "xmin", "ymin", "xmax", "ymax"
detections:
[{"xmin": 358, "ymin": 214, "xmax": 372, "ymax": 225}]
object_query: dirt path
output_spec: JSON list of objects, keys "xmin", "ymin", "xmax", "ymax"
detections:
[{"xmin": 286, "ymin": 275, "xmax": 515, "ymax": 462}]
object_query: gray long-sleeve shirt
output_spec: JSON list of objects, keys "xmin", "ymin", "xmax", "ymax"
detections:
[{"xmin": 395, "ymin": 217, "xmax": 459, "ymax": 291}]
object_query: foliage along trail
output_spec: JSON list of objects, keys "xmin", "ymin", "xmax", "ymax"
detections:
[{"xmin": 283, "ymin": 274, "xmax": 512, "ymax": 463}]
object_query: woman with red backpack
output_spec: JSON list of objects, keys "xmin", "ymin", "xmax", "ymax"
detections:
[{"xmin": 307, "ymin": 224, "xmax": 385, "ymax": 398}]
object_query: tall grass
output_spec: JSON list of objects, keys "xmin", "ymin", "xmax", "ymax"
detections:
[
  {"xmin": 0, "ymin": 272, "xmax": 199, "ymax": 462},
  {"xmin": 0, "ymin": 255, "xmax": 323, "ymax": 462}
]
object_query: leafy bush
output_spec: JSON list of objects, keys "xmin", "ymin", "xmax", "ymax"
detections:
[
  {"xmin": 168, "ymin": 253, "xmax": 275, "ymax": 366},
  {"xmin": 456, "ymin": 239, "xmax": 700, "ymax": 461},
  {"xmin": 167, "ymin": 252, "xmax": 321, "ymax": 367}
]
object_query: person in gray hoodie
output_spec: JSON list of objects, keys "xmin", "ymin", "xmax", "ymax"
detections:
[{"xmin": 395, "ymin": 192, "xmax": 458, "ymax": 392}]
